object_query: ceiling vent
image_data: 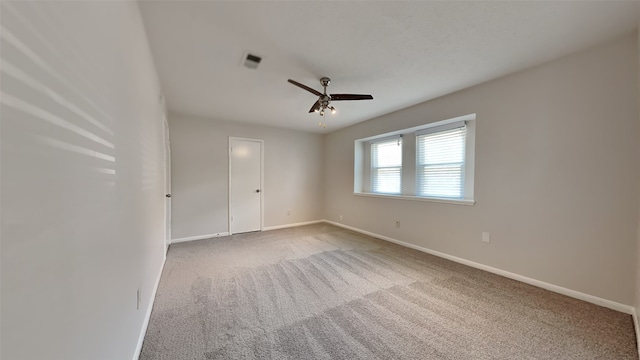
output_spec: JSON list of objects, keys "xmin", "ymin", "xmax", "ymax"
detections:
[{"xmin": 242, "ymin": 53, "xmax": 262, "ymax": 69}]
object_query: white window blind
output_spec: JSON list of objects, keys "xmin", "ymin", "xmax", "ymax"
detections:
[
  {"xmin": 371, "ymin": 137, "xmax": 402, "ymax": 194},
  {"xmin": 417, "ymin": 124, "xmax": 466, "ymax": 198}
]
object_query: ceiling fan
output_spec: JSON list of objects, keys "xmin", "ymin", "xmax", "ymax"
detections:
[{"xmin": 287, "ymin": 77, "xmax": 373, "ymax": 120}]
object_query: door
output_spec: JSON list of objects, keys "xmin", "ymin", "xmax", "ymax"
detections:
[
  {"xmin": 163, "ymin": 115, "xmax": 171, "ymax": 251},
  {"xmin": 229, "ymin": 138, "xmax": 262, "ymax": 234}
]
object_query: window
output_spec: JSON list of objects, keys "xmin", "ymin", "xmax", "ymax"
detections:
[
  {"xmin": 371, "ymin": 137, "xmax": 402, "ymax": 194},
  {"xmin": 354, "ymin": 114, "xmax": 475, "ymax": 205},
  {"xmin": 416, "ymin": 123, "xmax": 466, "ymax": 199}
]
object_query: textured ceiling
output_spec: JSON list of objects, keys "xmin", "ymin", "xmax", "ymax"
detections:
[{"xmin": 139, "ymin": 1, "xmax": 639, "ymax": 134}]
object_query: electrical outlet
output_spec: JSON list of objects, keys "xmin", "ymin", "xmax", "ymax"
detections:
[
  {"xmin": 287, "ymin": 209, "xmax": 291, "ymax": 216},
  {"xmin": 137, "ymin": 288, "xmax": 141, "ymax": 310},
  {"xmin": 482, "ymin": 232, "xmax": 491, "ymax": 243},
  {"xmin": 396, "ymin": 220, "xmax": 400, "ymax": 228},
  {"xmin": 339, "ymin": 215, "xmax": 343, "ymax": 221}
]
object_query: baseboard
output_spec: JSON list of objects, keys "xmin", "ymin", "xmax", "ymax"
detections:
[
  {"xmin": 172, "ymin": 221, "xmax": 324, "ymax": 242},
  {"xmin": 171, "ymin": 232, "xmax": 230, "ymax": 244},
  {"xmin": 263, "ymin": 220, "xmax": 324, "ymax": 231},
  {"xmin": 324, "ymin": 220, "xmax": 635, "ymax": 315},
  {"xmin": 132, "ymin": 253, "xmax": 166, "ymax": 360}
]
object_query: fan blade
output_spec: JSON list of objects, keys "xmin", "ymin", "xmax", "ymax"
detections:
[
  {"xmin": 330, "ymin": 94, "xmax": 374, "ymax": 101},
  {"xmin": 308, "ymin": 100, "xmax": 320, "ymax": 113},
  {"xmin": 288, "ymin": 79, "xmax": 322, "ymax": 96}
]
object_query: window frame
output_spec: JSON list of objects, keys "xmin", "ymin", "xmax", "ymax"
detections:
[
  {"xmin": 369, "ymin": 135, "xmax": 403, "ymax": 195},
  {"xmin": 354, "ymin": 114, "xmax": 475, "ymax": 206},
  {"xmin": 416, "ymin": 122, "xmax": 467, "ymax": 199}
]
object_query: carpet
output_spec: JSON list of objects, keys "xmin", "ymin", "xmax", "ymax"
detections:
[{"xmin": 140, "ymin": 223, "xmax": 637, "ymax": 359}]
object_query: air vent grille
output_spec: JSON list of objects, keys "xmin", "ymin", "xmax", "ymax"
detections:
[{"xmin": 242, "ymin": 53, "xmax": 262, "ymax": 69}]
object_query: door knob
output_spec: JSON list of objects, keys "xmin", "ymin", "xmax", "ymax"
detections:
[
  {"xmin": 166, "ymin": 194, "xmax": 171, "ymax": 198},
  {"xmin": 255, "ymin": 189, "xmax": 260, "ymax": 193}
]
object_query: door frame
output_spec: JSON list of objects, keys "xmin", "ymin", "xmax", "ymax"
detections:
[
  {"xmin": 228, "ymin": 137, "xmax": 264, "ymax": 235},
  {"xmin": 163, "ymin": 114, "xmax": 171, "ymax": 253}
]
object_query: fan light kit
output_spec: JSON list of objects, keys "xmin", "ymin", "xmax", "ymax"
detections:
[{"xmin": 288, "ymin": 77, "xmax": 373, "ymax": 128}]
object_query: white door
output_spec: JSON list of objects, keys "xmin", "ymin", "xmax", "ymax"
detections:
[
  {"xmin": 229, "ymin": 138, "xmax": 262, "ymax": 234},
  {"xmin": 163, "ymin": 116, "xmax": 172, "ymax": 251}
]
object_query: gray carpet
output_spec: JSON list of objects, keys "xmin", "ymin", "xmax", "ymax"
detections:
[{"xmin": 140, "ymin": 223, "xmax": 638, "ymax": 359}]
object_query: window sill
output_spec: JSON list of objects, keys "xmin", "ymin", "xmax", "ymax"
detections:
[{"xmin": 353, "ymin": 192, "xmax": 475, "ymax": 206}]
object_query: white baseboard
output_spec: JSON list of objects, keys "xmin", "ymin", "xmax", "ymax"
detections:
[
  {"xmin": 172, "ymin": 221, "xmax": 324, "ymax": 242},
  {"xmin": 324, "ymin": 220, "xmax": 635, "ymax": 315},
  {"xmin": 263, "ymin": 220, "xmax": 324, "ymax": 231},
  {"xmin": 171, "ymin": 232, "xmax": 230, "ymax": 244},
  {"xmin": 132, "ymin": 253, "xmax": 166, "ymax": 360}
]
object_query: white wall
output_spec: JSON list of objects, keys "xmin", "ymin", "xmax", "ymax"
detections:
[
  {"xmin": 1, "ymin": 1, "xmax": 166, "ymax": 359},
  {"xmin": 325, "ymin": 32, "xmax": 639, "ymax": 306},
  {"xmin": 169, "ymin": 113, "xmax": 323, "ymax": 240}
]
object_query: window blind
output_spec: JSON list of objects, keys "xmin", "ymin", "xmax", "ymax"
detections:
[
  {"xmin": 371, "ymin": 137, "xmax": 402, "ymax": 194},
  {"xmin": 416, "ymin": 125, "xmax": 466, "ymax": 198}
]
